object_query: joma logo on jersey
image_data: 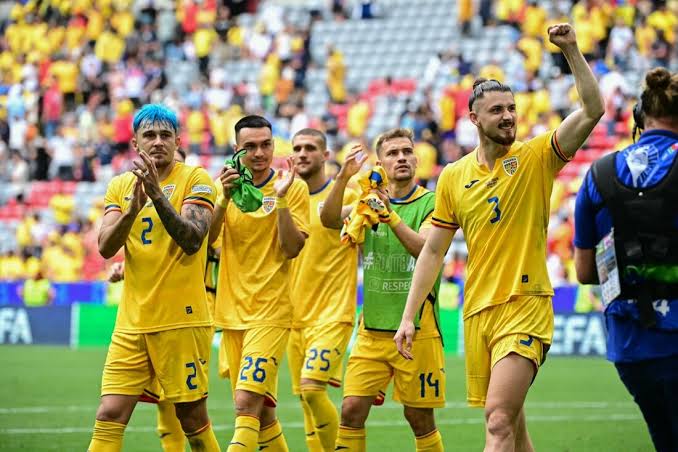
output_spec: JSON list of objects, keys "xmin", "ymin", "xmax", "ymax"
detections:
[
  {"xmin": 502, "ymin": 156, "xmax": 518, "ymax": 176},
  {"xmin": 262, "ymin": 197, "xmax": 276, "ymax": 214}
]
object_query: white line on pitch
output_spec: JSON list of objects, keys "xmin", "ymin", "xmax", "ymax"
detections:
[
  {"xmin": 0, "ymin": 400, "xmax": 635, "ymax": 414},
  {"xmin": 0, "ymin": 414, "xmax": 642, "ymax": 435}
]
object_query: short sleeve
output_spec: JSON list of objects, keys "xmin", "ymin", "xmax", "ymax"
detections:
[
  {"xmin": 183, "ymin": 168, "xmax": 217, "ymax": 211},
  {"xmin": 573, "ymin": 171, "xmax": 598, "ymax": 249},
  {"xmin": 431, "ymin": 165, "xmax": 459, "ymax": 230},
  {"xmin": 527, "ymin": 130, "xmax": 571, "ymax": 175},
  {"xmin": 420, "ymin": 211, "xmax": 434, "ymax": 230},
  {"xmin": 104, "ymin": 176, "xmax": 123, "ymax": 215},
  {"xmin": 288, "ymin": 179, "xmax": 311, "ymax": 236}
]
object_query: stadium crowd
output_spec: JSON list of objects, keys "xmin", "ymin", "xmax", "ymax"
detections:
[{"xmin": 0, "ymin": 0, "xmax": 677, "ymax": 296}]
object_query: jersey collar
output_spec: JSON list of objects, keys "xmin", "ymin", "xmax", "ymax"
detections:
[
  {"xmin": 390, "ymin": 185, "xmax": 419, "ymax": 203},
  {"xmin": 310, "ymin": 178, "xmax": 332, "ymax": 195},
  {"xmin": 638, "ymin": 129, "xmax": 678, "ymax": 143},
  {"xmin": 254, "ymin": 168, "xmax": 275, "ymax": 188}
]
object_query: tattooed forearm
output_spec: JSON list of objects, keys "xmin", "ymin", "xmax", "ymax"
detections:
[{"xmin": 152, "ymin": 196, "xmax": 213, "ymax": 255}]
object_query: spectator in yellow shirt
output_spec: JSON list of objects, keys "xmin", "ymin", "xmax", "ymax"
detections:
[
  {"xmin": 648, "ymin": 4, "xmax": 677, "ymax": 44},
  {"xmin": 186, "ymin": 108, "xmax": 206, "ymax": 156},
  {"xmin": 0, "ymin": 250, "xmax": 25, "ymax": 281},
  {"xmin": 194, "ymin": 21, "xmax": 218, "ymax": 77},
  {"xmin": 479, "ymin": 63, "xmax": 506, "ymax": 83},
  {"xmin": 522, "ymin": 0, "xmax": 547, "ymax": 38},
  {"xmin": 48, "ymin": 55, "xmax": 79, "ymax": 111},
  {"xmin": 517, "ymin": 35, "xmax": 543, "ymax": 74},
  {"xmin": 21, "ymin": 271, "xmax": 54, "ymax": 307},
  {"xmin": 327, "ymin": 47, "xmax": 347, "ymax": 103},
  {"xmin": 209, "ymin": 108, "xmax": 232, "ymax": 155},
  {"xmin": 49, "ymin": 194, "xmax": 75, "ymax": 226},
  {"xmin": 347, "ymin": 97, "xmax": 370, "ymax": 138},
  {"xmin": 50, "ymin": 245, "xmax": 82, "ymax": 282},
  {"xmin": 95, "ymin": 25, "xmax": 125, "ymax": 65},
  {"xmin": 259, "ymin": 54, "xmax": 280, "ymax": 113},
  {"xmin": 635, "ymin": 16, "xmax": 657, "ymax": 58},
  {"xmin": 413, "ymin": 135, "xmax": 438, "ymax": 187}
]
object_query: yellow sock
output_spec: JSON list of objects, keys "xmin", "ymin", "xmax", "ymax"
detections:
[
  {"xmin": 334, "ymin": 426, "xmax": 365, "ymax": 452},
  {"xmin": 157, "ymin": 401, "xmax": 185, "ymax": 452},
  {"xmin": 228, "ymin": 415, "xmax": 259, "ymax": 451},
  {"xmin": 415, "ymin": 429, "xmax": 444, "ymax": 452},
  {"xmin": 300, "ymin": 396, "xmax": 323, "ymax": 451},
  {"xmin": 88, "ymin": 420, "xmax": 126, "ymax": 452},
  {"xmin": 301, "ymin": 386, "xmax": 338, "ymax": 451},
  {"xmin": 258, "ymin": 419, "xmax": 288, "ymax": 452},
  {"xmin": 185, "ymin": 422, "xmax": 220, "ymax": 451}
]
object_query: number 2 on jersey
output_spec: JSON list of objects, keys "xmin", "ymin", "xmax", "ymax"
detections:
[
  {"xmin": 141, "ymin": 217, "xmax": 153, "ymax": 244},
  {"xmin": 487, "ymin": 196, "xmax": 501, "ymax": 224}
]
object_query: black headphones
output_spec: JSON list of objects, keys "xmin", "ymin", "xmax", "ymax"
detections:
[{"xmin": 632, "ymin": 97, "xmax": 644, "ymax": 142}]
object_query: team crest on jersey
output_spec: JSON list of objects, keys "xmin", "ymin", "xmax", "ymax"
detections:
[
  {"xmin": 317, "ymin": 201, "xmax": 325, "ymax": 217},
  {"xmin": 502, "ymin": 156, "xmax": 519, "ymax": 176},
  {"xmin": 262, "ymin": 196, "xmax": 276, "ymax": 214},
  {"xmin": 670, "ymin": 143, "xmax": 678, "ymax": 153},
  {"xmin": 162, "ymin": 184, "xmax": 176, "ymax": 200},
  {"xmin": 143, "ymin": 184, "xmax": 176, "ymax": 207}
]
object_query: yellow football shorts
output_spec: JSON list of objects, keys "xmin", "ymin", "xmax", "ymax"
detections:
[
  {"xmin": 101, "ymin": 326, "xmax": 213, "ymax": 404},
  {"xmin": 221, "ymin": 326, "xmax": 289, "ymax": 406},
  {"xmin": 343, "ymin": 331, "xmax": 446, "ymax": 408},
  {"xmin": 287, "ymin": 322, "xmax": 353, "ymax": 395},
  {"xmin": 464, "ymin": 295, "xmax": 554, "ymax": 407}
]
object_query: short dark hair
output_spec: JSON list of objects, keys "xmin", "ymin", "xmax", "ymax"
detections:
[
  {"xmin": 234, "ymin": 115, "xmax": 272, "ymax": 142},
  {"xmin": 468, "ymin": 78, "xmax": 513, "ymax": 111},
  {"xmin": 293, "ymin": 128, "xmax": 327, "ymax": 150}
]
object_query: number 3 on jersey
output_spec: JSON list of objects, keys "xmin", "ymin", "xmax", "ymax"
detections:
[
  {"xmin": 487, "ymin": 197, "xmax": 501, "ymax": 224},
  {"xmin": 141, "ymin": 217, "xmax": 153, "ymax": 244}
]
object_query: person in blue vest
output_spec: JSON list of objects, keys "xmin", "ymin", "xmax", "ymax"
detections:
[{"xmin": 574, "ymin": 67, "xmax": 678, "ymax": 452}]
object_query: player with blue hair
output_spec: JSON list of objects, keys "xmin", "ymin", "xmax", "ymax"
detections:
[
  {"xmin": 132, "ymin": 103, "xmax": 179, "ymax": 134},
  {"xmin": 89, "ymin": 103, "xmax": 221, "ymax": 451}
]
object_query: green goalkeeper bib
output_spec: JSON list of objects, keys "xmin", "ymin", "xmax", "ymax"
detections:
[{"xmin": 362, "ymin": 187, "xmax": 441, "ymax": 332}]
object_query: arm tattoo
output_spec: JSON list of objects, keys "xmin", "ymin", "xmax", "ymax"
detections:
[{"xmin": 152, "ymin": 196, "xmax": 213, "ymax": 255}]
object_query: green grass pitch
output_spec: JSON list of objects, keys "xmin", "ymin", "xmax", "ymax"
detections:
[{"xmin": 0, "ymin": 346, "xmax": 653, "ymax": 451}]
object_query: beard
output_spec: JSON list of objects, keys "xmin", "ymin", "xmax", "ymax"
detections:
[
  {"xmin": 296, "ymin": 160, "xmax": 323, "ymax": 180},
  {"xmin": 391, "ymin": 166, "xmax": 414, "ymax": 182},
  {"xmin": 478, "ymin": 121, "xmax": 516, "ymax": 146}
]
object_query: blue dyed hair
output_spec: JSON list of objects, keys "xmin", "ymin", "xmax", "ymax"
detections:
[{"xmin": 132, "ymin": 104, "xmax": 179, "ymax": 134}]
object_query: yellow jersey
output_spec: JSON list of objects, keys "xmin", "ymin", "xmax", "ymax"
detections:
[
  {"xmin": 432, "ymin": 131, "xmax": 568, "ymax": 319},
  {"xmin": 215, "ymin": 169, "xmax": 310, "ymax": 329},
  {"xmin": 103, "ymin": 162, "xmax": 216, "ymax": 333},
  {"xmin": 290, "ymin": 180, "xmax": 359, "ymax": 328}
]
